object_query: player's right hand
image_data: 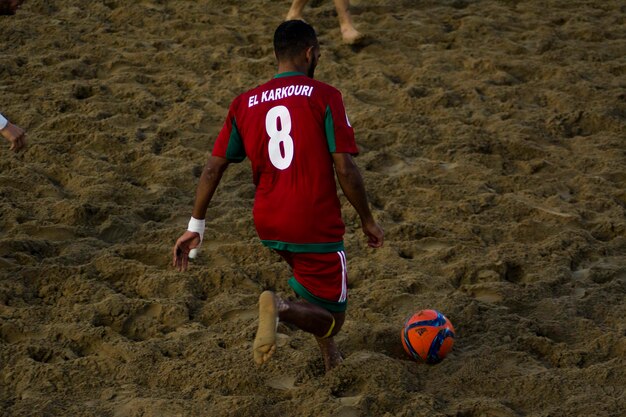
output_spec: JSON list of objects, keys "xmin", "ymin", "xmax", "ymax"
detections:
[
  {"xmin": 1, "ymin": 123, "xmax": 27, "ymax": 152},
  {"xmin": 172, "ymin": 231, "xmax": 201, "ymax": 271}
]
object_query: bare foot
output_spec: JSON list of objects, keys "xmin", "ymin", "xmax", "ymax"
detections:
[
  {"xmin": 316, "ymin": 336, "xmax": 343, "ymax": 372},
  {"xmin": 341, "ymin": 27, "xmax": 365, "ymax": 45},
  {"xmin": 253, "ymin": 291, "xmax": 278, "ymax": 365}
]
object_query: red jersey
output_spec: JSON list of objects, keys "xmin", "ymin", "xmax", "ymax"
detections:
[{"xmin": 212, "ymin": 72, "xmax": 358, "ymax": 253}]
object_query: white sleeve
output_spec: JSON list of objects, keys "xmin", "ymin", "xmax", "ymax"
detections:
[{"xmin": 0, "ymin": 113, "xmax": 7, "ymax": 130}]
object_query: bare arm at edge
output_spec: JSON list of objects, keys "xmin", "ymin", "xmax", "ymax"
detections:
[
  {"xmin": 191, "ymin": 155, "xmax": 231, "ymax": 220},
  {"xmin": 332, "ymin": 152, "xmax": 384, "ymax": 248},
  {"xmin": 173, "ymin": 155, "xmax": 230, "ymax": 271}
]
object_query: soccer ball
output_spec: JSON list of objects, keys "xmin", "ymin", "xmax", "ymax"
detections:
[{"xmin": 401, "ymin": 309, "xmax": 455, "ymax": 364}]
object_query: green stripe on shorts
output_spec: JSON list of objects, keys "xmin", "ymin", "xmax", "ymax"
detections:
[
  {"xmin": 261, "ymin": 240, "xmax": 344, "ymax": 253},
  {"xmin": 288, "ymin": 277, "xmax": 347, "ymax": 313}
]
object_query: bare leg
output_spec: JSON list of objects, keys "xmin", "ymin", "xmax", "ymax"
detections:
[
  {"xmin": 254, "ymin": 290, "xmax": 345, "ymax": 371},
  {"xmin": 253, "ymin": 291, "xmax": 278, "ymax": 365},
  {"xmin": 332, "ymin": 0, "xmax": 364, "ymax": 44},
  {"xmin": 278, "ymin": 296, "xmax": 345, "ymax": 372},
  {"xmin": 286, "ymin": 0, "xmax": 309, "ymax": 21},
  {"xmin": 316, "ymin": 336, "xmax": 344, "ymax": 371}
]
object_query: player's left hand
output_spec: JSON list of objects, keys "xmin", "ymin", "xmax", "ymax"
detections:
[
  {"xmin": 172, "ymin": 231, "xmax": 201, "ymax": 271},
  {"xmin": 362, "ymin": 220, "xmax": 384, "ymax": 248}
]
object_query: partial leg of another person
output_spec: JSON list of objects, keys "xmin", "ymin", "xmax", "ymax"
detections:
[
  {"xmin": 286, "ymin": 0, "xmax": 309, "ymax": 21},
  {"xmin": 286, "ymin": 0, "xmax": 364, "ymax": 44},
  {"xmin": 332, "ymin": 0, "xmax": 364, "ymax": 44}
]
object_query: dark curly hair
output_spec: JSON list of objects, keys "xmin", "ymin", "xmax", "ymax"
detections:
[{"xmin": 273, "ymin": 20, "xmax": 318, "ymax": 60}]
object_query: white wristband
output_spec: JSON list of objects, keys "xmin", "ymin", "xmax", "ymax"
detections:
[
  {"xmin": 0, "ymin": 114, "xmax": 7, "ymax": 130},
  {"xmin": 187, "ymin": 216, "xmax": 205, "ymax": 243}
]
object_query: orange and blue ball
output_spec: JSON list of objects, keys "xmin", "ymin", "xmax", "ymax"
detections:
[{"xmin": 401, "ymin": 309, "xmax": 455, "ymax": 364}]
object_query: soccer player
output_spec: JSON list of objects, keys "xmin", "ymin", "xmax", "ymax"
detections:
[
  {"xmin": 172, "ymin": 20, "xmax": 383, "ymax": 372},
  {"xmin": 0, "ymin": 112, "xmax": 27, "ymax": 152}
]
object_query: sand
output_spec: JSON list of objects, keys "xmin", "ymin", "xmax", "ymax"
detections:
[{"xmin": 1, "ymin": 0, "xmax": 625, "ymax": 416}]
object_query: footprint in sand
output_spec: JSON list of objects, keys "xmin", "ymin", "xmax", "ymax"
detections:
[
  {"xmin": 572, "ymin": 261, "xmax": 626, "ymax": 284},
  {"xmin": 98, "ymin": 216, "xmax": 138, "ymax": 244},
  {"xmin": 365, "ymin": 153, "xmax": 408, "ymax": 175},
  {"xmin": 470, "ymin": 286, "xmax": 503, "ymax": 303},
  {"xmin": 119, "ymin": 245, "xmax": 168, "ymax": 268},
  {"xmin": 332, "ymin": 406, "xmax": 360, "ymax": 417},
  {"xmin": 455, "ymin": 400, "xmax": 518, "ymax": 417},
  {"xmin": 18, "ymin": 225, "xmax": 76, "ymax": 242},
  {"xmin": 398, "ymin": 238, "xmax": 452, "ymax": 260},
  {"xmin": 332, "ymin": 395, "xmax": 363, "ymax": 417},
  {"xmin": 460, "ymin": 282, "xmax": 509, "ymax": 303},
  {"xmin": 266, "ymin": 375, "xmax": 296, "ymax": 390},
  {"xmin": 221, "ymin": 308, "xmax": 256, "ymax": 322},
  {"xmin": 414, "ymin": 238, "xmax": 450, "ymax": 252},
  {"xmin": 120, "ymin": 303, "xmax": 162, "ymax": 341}
]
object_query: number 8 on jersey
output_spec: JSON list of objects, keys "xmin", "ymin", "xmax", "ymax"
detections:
[{"xmin": 266, "ymin": 105, "xmax": 294, "ymax": 170}]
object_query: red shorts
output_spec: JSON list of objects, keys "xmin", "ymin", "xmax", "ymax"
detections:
[{"xmin": 276, "ymin": 250, "xmax": 348, "ymax": 312}]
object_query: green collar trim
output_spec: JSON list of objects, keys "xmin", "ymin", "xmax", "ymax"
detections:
[{"xmin": 274, "ymin": 71, "xmax": 306, "ymax": 79}]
